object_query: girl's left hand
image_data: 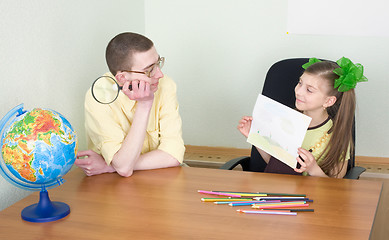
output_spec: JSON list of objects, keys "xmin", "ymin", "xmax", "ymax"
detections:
[{"xmin": 294, "ymin": 147, "xmax": 318, "ymax": 174}]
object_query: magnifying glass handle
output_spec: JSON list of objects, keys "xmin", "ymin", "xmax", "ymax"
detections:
[
  {"xmin": 119, "ymin": 84, "xmax": 138, "ymax": 91},
  {"xmin": 118, "ymin": 85, "xmax": 132, "ymax": 91}
]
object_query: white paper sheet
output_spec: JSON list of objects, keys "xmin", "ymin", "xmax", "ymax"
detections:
[{"xmin": 247, "ymin": 94, "xmax": 311, "ymax": 169}]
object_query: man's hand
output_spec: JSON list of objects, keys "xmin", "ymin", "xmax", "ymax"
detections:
[
  {"xmin": 75, "ymin": 150, "xmax": 116, "ymax": 176},
  {"xmin": 122, "ymin": 80, "xmax": 155, "ymax": 104}
]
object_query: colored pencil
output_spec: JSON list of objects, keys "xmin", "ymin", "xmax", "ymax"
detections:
[
  {"xmin": 213, "ymin": 201, "xmax": 236, "ymax": 205},
  {"xmin": 252, "ymin": 201, "xmax": 306, "ymax": 205},
  {"xmin": 201, "ymin": 198, "xmax": 252, "ymax": 202},
  {"xmin": 253, "ymin": 197, "xmax": 308, "ymax": 200},
  {"xmin": 262, "ymin": 192, "xmax": 306, "ymax": 197},
  {"xmin": 237, "ymin": 209, "xmax": 297, "ymax": 216},
  {"xmin": 266, "ymin": 208, "xmax": 314, "ymax": 212},
  {"xmin": 210, "ymin": 192, "xmax": 267, "ymax": 197},
  {"xmin": 197, "ymin": 190, "xmax": 241, "ymax": 197},
  {"xmin": 227, "ymin": 200, "xmax": 280, "ymax": 206},
  {"xmin": 198, "ymin": 190, "xmax": 312, "ymax": 215},
  {"xmin": 214, "ymin": 191, "xmax": 306, "ymax": 197},
  {"xmin": 213, "ymin": 200, "xmax": 279, "ymax": 205},
  {"xmin": 253, "ymin": 197, "xmax": 313, "ymax": 202},
  {"xmin": 214, "ymin": 191, "xmax": 265, "ymax": 194},
  {"xmin": 252, "ymin": 203, "xmax": 309, "ymax": 209}
]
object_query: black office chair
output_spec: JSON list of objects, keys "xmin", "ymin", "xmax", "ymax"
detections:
[{"xmin": 220, "ymin": 58, "xmax": 366, "ymax": 179}]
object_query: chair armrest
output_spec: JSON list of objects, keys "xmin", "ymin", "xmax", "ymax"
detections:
[
  {"xmin": 344, "ymin": 166, "xmax": 366, "ymax": 180},
  {"xmin": 219, "ymin": 156, "xmax": 250, "ymax": 170}
]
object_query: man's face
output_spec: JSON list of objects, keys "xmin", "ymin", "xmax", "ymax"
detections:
[{"xmin": 119, "ymin": 46, "xmax": 164, "ymax": 93}]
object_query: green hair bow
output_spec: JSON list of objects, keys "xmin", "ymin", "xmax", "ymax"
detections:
[
  {"xmin": 302, "ymin": 58, "xmax": 322, "ymax": 69},
  {"xmin": 333, "ymin": 57, "xmax": 368, "ymax": 92},
  {"xmin": 302, "ymin": 57, "xmax": 368, "ymax": 92}
]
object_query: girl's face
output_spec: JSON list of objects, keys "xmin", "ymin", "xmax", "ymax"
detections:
[{"xmin": 294, "ymin": 73, "xmax": 335, "ymax": 116}]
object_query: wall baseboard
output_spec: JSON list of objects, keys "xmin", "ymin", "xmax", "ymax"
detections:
[
  {"xmin": 185, "ymin": 145, "xmax": 389, "ymax": 165},
  {"xmin": 356, "ymin": 156, "xmax": 389, "ymax": 165},
  {"xmin": 185, "ymin": 145, "xmax": 250, "ymax": 156}
]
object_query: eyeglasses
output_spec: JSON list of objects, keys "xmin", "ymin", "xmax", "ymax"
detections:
[{"xmin": 121, "ymin": 57, "xmax": 165, "ymax": 78}]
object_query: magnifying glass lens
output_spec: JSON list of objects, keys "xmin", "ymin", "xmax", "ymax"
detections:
[{"xmin": 91, "ymin": 76, "xmax": 120, "ymax": 104}]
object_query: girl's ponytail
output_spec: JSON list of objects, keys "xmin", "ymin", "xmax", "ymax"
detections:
[{"xmin": 320, "ymin": 90, "xmax": 355, "ymax": 177}]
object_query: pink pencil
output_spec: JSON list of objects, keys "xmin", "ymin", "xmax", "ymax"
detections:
[
  {"xmin": 237, "ymin": 209, "xmax": 297, "ymax": 216},
  {"xmin": 252, "ymin": 201, "xmax": 306, "ymax": 206},
  {"xmin": 253, "ymin": 203, "xmax": 309, "ymax": 209},
  {"xmin": 197, "ymin": 190, "xmax": 241, "ymax": 197}
]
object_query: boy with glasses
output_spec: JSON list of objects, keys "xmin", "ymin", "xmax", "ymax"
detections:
[{"xmin": 75, "ymin": 32, "xmax": 185, "ymax": 177}]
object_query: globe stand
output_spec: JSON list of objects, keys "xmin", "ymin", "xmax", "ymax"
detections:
[{"xmin": 21, "ymin": 189, "xmax": 70, "ymax": 223}]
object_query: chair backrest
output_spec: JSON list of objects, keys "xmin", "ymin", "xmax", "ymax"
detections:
[
  {"xmin": 262, "ymin": 58, "xmax": 307, "ymax": 108},
  {"xmin": 249, "ymin": 58, "xmax": 356, "ymax": 173}
]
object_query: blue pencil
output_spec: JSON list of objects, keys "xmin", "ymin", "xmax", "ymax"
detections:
[{"xmin": 228, "ymin": 200, "xmax": 281, "ymax": 206}]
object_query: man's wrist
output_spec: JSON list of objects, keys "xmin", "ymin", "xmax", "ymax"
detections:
[{"xmin": 136, "ymin": 99, "xmax": 154, "ymax": 109}]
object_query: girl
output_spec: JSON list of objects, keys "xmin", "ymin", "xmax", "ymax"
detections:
[{"xmin": 238, "ymin": 57, "xmax": 367, "ymax": 178}]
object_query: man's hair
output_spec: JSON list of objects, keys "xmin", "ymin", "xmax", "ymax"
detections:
[{"xmin": 105, "ymin": 32, "xmax": 154, "ymax": 75}]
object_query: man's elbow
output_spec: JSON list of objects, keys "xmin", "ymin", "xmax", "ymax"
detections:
[
  {"xmin": 116, "ymin": 168, "xmax": 134, "ymax": 177},
  {"xmin": 164, "ymin": 155, "xmax": 181, "ymax": 168},
  {"xmin": 112, "ymin": 163, "xmax": 134, "ymax": 177},
  {"xmin": 172, "ymin": 160, "xmax": 181, "ymax": 167},
  {"xmin": 111, "ymin": 156, "xmax": 135, "ymax": 177}
]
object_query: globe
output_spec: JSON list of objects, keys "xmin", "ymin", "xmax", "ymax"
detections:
[{"xmin": 0, "ymin": 104, "xmax": 78, "ymax": 222}]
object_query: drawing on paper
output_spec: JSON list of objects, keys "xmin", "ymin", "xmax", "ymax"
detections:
[{"xmin": 247, "ymin": 94, "xmax": 311, "ymax": 169}]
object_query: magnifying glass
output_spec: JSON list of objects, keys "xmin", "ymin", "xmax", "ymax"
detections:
[{"xmin": 91, "ymin": 76, "xmax": 134, "ymax": 104}]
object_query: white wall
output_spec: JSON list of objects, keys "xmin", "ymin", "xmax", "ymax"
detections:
[
  {"xmin": 1, "ymin": 0, "xmax": 388, "ymax": 211},
  {"xmin": 145, "ymin": 0, "xmax": 389, "ymax": 157},
  {"xmin": 0, "ymin": 0, "xmax": 145, "ymax": 211}
]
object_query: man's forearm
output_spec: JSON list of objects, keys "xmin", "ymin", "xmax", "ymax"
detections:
[
  {"xmin": 111, "ymin": 102, "xmax": 152, "ymax": 177},
  {"xmin": 133, "ymin": 149, "xmax": 180, "ymax": 170}
]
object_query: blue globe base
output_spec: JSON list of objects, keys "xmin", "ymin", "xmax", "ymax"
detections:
[{"xmin": 21, "ymin": 190, "xmax": 70, "ymax": 223}]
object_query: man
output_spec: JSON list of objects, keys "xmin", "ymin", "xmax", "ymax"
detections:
[{"xmin": 75, "ymin": 32, "xmax": 185, "ymax": 177}]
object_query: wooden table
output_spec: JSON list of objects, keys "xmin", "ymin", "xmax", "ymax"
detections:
[{"xmin": 0, "ymin": 167, "xmax": 382, "ymax": 240}]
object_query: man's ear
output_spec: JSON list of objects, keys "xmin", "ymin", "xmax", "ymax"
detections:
[
  {"xmin": 324, "ymin": 96, "xmax": 337, "ymax": 108},
  {"xmin": 115, "ymin": 72, "xmax": 126, "ymax": 85}
]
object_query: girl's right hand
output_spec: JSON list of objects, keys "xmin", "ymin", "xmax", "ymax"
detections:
[{"xmin": 237, "ymin": 116, "xmax": 253, "ymax": 138}]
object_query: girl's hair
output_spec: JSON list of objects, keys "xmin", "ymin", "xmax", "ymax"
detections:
[
  {"xmin": 105, "ymin": 32, "xmax": 154, "ymax": 76},
  {"xmin": 304, "ymin": 61, "xmax": 356, "ymax": 177}
]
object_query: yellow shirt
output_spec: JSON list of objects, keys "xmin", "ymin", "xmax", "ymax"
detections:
[
  {"xmin": 301, "ymin": 118, "xmax": 349, "ymax": 176},
  {"xmin": 84, "ymin": 73, "xmax": 185, "ymax": 165}
]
